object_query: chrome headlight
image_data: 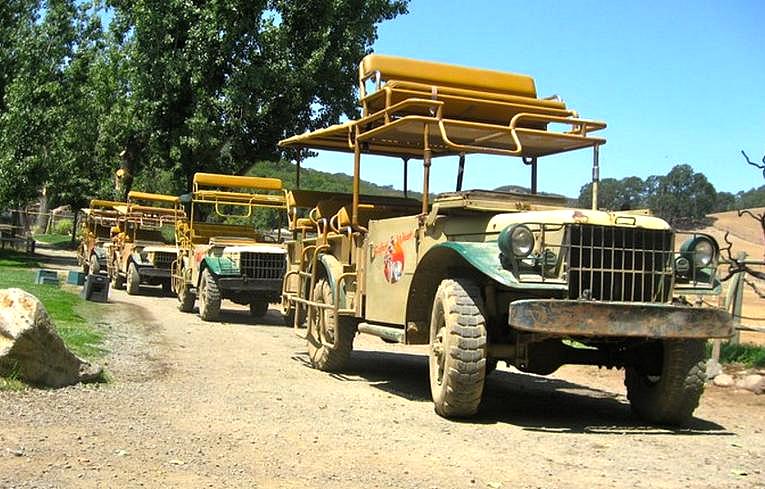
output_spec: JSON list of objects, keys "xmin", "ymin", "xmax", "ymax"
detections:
[{"xmin": 499, "ymin": 224, "xmax": 535, "ymax": 258}]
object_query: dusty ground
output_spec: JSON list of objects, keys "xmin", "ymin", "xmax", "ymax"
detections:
[{"xmin": 1, "ymin": 249, "xmax": 764, "ymax": 489}]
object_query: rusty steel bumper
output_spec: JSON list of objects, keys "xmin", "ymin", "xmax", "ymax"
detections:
[{"xmin": 508, "ymin": 299, "xmax": 733, "ymax": 339}]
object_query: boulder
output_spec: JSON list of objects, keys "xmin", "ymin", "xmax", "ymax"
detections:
[
  {"xmin": 736, "ymin": 374, "xmax": 764, "ymax": 395},
  {"xmin": 712, "ymin": 374, "xmax": 734, "ymax": 387},
  {"xmin": 0, "ymin": 288, "xmax": 102, "ymax": 387}
]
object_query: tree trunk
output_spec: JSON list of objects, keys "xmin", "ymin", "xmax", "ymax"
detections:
[{"xmin": 35, "ymin": 187, "xmax": 49, "ymax": 233}]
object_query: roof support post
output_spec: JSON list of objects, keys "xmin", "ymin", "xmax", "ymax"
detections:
[
  {"xmin": 352, "ymin": 139, "xmax": 361, "ymax": 226},
  {"xmin": 403, "ymin": 157, "xmax": 409, "ymax": 199},
  {"xmin": 591, "ymin": 144, "xmax": 600, "ymax": 210},
  {"xmin": 456, "ymin": 153, "xmax": 465, "ymax": 192},
  {"xmin": 296, "ymin": 157, "xmax": 301, "ymax": 189},
  {"xmin": 422, "ymin": 124, "xmax": 432, "ymax": 215}
]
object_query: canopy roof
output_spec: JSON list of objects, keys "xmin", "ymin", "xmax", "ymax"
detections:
[{"xmin": 127, "ymin": 191, "xmax": 180, "ymax": 205}]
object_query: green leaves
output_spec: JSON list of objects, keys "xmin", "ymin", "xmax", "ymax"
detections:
[{"xmin": 0, "ymin": 0, "xmax": 409, "ymax": 209}]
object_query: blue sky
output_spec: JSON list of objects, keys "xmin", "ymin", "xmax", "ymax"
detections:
[{"xmin": 303, "ymin": 0, "xmax": 765, "ymax": 198}]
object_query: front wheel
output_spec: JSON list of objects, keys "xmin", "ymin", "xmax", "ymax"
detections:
[
  {"xmin": 429, "ymin": 278, "xmax": 488, "ymax": 418},
  {"xmin": 110, "ymin": 264, "xmax": 125, "ymax": 290},
  {"xmin": 177, "ymin": 281, "xmax": 195, "ymax": 312},
  {"xmin": 307, "ymin": 278, "xmax": 356, "ymax": 372},
  {"xmin": 625, "ymin": 339, "xmax": 707, "ymax": 426},
  {"xmin": 89, "ymin": 254, "xmax": 100, "ymax": 275},
  {"xmin": 126, "ymin": 262, "xmax": 141, "ymax": 295},
  {"xmin": 198, "ymin": 269, "xmax": 221, "ymax": 321}
]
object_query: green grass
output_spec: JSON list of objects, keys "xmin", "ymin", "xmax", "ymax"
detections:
[
  {"xmin": 706, "ymin": 341, "xmax": 765, "ymax": 369},
  {"xmin": 33, "ymin": 233, "xmax": 74, "ymax": 248},
  {"xmin": 0, "ymin": 252, "xmax": 108, "ymax": 389}
]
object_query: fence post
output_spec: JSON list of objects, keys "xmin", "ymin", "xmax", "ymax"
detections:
[{"xmin": 728, "ymin": 252, "xmax": 747, "ymax": 346}]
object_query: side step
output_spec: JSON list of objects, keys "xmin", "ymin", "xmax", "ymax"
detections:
[{"xmin": 357, "ymin": 322, "xmax": 405, "ymax": 343}]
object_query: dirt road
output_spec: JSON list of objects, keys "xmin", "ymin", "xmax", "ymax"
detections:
[{"xmin": 1, "ymin": 251, "xmax": 764, "ymax": 488}]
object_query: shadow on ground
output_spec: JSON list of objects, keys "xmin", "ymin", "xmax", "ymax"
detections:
[{"xmin": 308, "ymin": 348, "xmax": 731, "ymax": 435}]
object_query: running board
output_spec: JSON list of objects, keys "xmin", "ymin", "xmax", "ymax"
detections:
[{"xmin": 357, "ymin": 323, "xmax": 405, "ymax": 343}]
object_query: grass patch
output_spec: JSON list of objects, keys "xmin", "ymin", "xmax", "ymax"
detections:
[
  {"xmin": 0, "ymin": 267, "xmax": 107, "ymax": 359},
  {"xmin": 33, "ymin": 233, "xmax": 74, "ymax": 248},
  {"xmin": 706, "ymin": 341, "xmax": 765, "ymax": 369},
  {"xmin": 0, "ymin": 249, "xmax": 40, "ymax": 268}
]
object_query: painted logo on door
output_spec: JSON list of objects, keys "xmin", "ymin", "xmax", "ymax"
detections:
[{"xmin": 374, "ymin": 232, "xmax": 413, "ymax": 284}]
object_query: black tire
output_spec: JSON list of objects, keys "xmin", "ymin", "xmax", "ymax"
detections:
[
  {"xmin": 428, "ymin": 279, "xmax": 488, "ymax": 418},
  {"xmin": 89, "ymin": 254, "xmax": 100, "ymax": 275},
  {"xmin": 177, "ymin": 281, "xmax": 195, "ymax": 312},
  {"xmin": 283, "ymin": 303, "xmax": 306, "ymax": 327},
  {"xmin": 485, "ymin": 358, "xmax": 499, "ymax": 376},
  {"xmin": 161, "ymin": 280, "xmax": 172, "ymax": 296},
  {"xmin": 126, "ymin": 262, "xmax": 141, "ymax": 295},
  {"xmin": 110, "ymin": 264, "xmax": 125, "ymax": 290},
  {"xmin": 250, "ymin": 300, "xmax": 269, "ymax": 318},
  {"xmin": 198, "ymin": 268, "xmax": 221, "ymax": 321},
  {"xmin": 307, "ymin": 278, "xmax": 356, "ymax": 372},
  {"xmin": 625, "ymin": 339, "xmax": 707, "ymax": 426}
]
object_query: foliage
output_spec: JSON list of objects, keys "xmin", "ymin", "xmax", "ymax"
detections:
[
  {"xmin": 52, "ymin": 218, "xmax": 73, "ymax": 235},
  {"xmin": 577, "ymin": 164, "xmax": 719, "ymax": 223},
  {"xmin": 32, "ymin": 233, "xmax": 72, "ymax": 247},
  {"xmin": 0, "ymin": 0, "xmax": 409, "ymax": 208},
  {"xmin": 706, "ymin": 341, "xmax": 765, "ymax": 369},
  {"xmin": 0, "ymin": 256, "xmax": 107, "ymax": 358}
]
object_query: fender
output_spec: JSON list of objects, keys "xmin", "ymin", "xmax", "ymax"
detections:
[
  {"xmin": 200, "ymin": 255, "xmax": 239, "ymax": 279},
  {"xmin": 423, "ymin": 242, "xmax": 565, "ymax": 290},
  {"xmin": 318, "ymin": 254, "xmax": 347, "ymax": 308},
  {"xmin": 130, "ymin": 251, "xmax": 152, "ymax": 267}
]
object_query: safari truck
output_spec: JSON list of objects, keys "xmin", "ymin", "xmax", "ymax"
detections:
[
  {"xmin": 279, "ymin": 54, "xmax": 733, "ymax": 425},
  {"xmin": 172, "ymin": 173, "xmax": 287, "ymax": 321},
  {"xmin": 108, "ymin": 191, "xmax": 186, "ymax": 295},
  {"xmin": 77, "ymin": 199, "xmax": 123, "ymax": 275}
]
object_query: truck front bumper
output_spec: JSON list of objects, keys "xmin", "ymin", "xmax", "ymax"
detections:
[
  {"xmin": 508, "ymin": 299, "xmax": 733, "ymax": 339},
  {"xmin": 137, "ymin": 267, "xmax": 171, "ymax": 279},
  {"xmin": 216, "ymin": 277, "xmax": 282, "ymax": 292}
]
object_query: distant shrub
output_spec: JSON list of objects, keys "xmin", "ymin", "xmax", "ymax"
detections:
[{"xmin": 53, "ymin": 218, "xmax": 73, "ymax": 235}]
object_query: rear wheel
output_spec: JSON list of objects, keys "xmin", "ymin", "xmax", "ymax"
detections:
[
  {"xmin": 198, "ymin": 269, "xmax": 221, "ymax": 321},
  {"xmin": 250, "ymin": 300, "xmax": 269, "ymax": 318},
  {"xmin": 126, "ymin": 262, "xmax": 141, "ymax": 295},
  {"xmin": 110, "ymin": 264, "xmax": 125, "ymax": 290},
  {"xmin": 625, "ymin": 339, "xmax": 706, "ymax": 426},
  {"xmin": 161, "ymin": 280, "xmax": 172, "ymax": 296},
  {"xmin": 429, "ymin": 279, "xmax": 488, "ymax": 418},
  {"xmin": 177, "ymin": 281, "xmax": 195, "ymax": 312},
  {"xmin": 307, "ymin": 278, "xmax": 356, "ymax": 372}
]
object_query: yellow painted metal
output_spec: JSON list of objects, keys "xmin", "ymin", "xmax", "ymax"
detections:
[
  {"xmin": 193, "ymin": 190, "xmax": 286, "ymax": 207},
  {"xmin": 89, "ymin": 199, "xmax": 124, "ymax": 210},
  {"xmin": 359, "ymin": 54, "xmax": 537, "ymax": 99},
  {"xmin": 193, "ymin": 172, "xmax": 283, "ymax": 191},
  {"xmin": 127, "ymin": 191, "xmax": 180, "ymax": 205}
]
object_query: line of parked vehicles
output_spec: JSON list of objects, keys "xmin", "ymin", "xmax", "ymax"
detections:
[{"xmin": 77, "ymin": 54, "xmax": 733, "ymax": 425}]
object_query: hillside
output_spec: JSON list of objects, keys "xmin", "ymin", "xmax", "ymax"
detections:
[
  {"xmin": 246, "ymin": 160, "xmax": 422, "ymax": 199},
  {"xmin": 699, "ymin": 209, "xmax": 765, "ymax": 344}
]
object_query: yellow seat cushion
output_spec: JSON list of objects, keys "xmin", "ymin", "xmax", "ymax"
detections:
[{"xmin": 360, "ymin": 54, "xmax": 537, "ymax": 99}]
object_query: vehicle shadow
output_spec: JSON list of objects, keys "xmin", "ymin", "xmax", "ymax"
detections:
[
  {"xmin": 217, "ymin": 306, "xmax": 287, "ymax": 328},
  {"xmin": 323, "ymin": 349, "xmax": 731, "ymax": 435}
]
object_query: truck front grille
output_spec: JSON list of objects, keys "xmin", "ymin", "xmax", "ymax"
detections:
[
  {"xmin": 566, "ymin": 224, "xmax": 673, "ymax": 303},
  {"xmin": 241, "ymin": 252, "xmax": 286, "ymax": 280},
  {"xmin": 152, "ymin": 251, "xmax": 175, "ymax": 269}
]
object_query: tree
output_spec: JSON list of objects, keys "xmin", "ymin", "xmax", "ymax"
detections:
[
  {"xmin": 577, "ymin": 175, "xmax": 646, "ymax": 210},
  {"xmin": 644, "ymin": 164, "xmax": 717, "ymax": 224},
  {"xmin": 103, "ymin": 0, "xmax": 409, "ymax": 194}
]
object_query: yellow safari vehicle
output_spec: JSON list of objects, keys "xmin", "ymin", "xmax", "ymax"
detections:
[
  {"xmin": 108, "ymin": 191, "xmax": 186, "ymax": 295},
  {"xmin": 280, "ymin": 54, "xmax": 733, "ymax": 425},
  {"xmin": 77, "ymin": 199, "xmax": 123, "ymax": 274},
  {"xmin": 172, "ymin": 173, "xmax": 287, "ymax": 321}
]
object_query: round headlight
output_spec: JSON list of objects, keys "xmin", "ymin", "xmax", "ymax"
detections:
[
  {"xmin": 691, "ymin": 237, "xmax": 714, "ymax": 267},
  {"xmin": 499, "ymin": 224, "xmax": 535, "ymax": 258}
]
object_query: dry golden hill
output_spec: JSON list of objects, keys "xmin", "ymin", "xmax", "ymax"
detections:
[{"xmin": 695, "ymin": 208, "xmax": 765, "ymax": 344}]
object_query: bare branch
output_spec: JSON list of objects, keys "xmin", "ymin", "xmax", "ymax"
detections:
[
  {"xmin": 742, "ymin": 150, "xmax": 765, "ymax": 178},
  {"xmin": 744, "ymin": 278, "xmax": 765, "ymax": 299}
]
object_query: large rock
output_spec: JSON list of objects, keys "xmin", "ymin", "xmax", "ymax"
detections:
[
  {"xmin": 0, "ymin": 288, "xmax": 102, "ymax": 387},
  {"xmin": 736, "ymin": 374, "xmax": 764, "ymax": 395}
]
